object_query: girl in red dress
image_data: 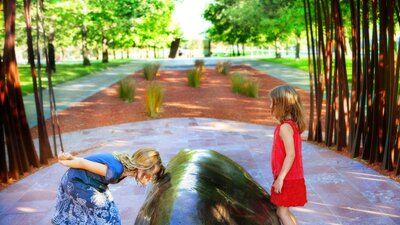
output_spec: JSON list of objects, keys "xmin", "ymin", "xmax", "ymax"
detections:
[{"xmin": 269, "ymin": 85, "xmax": 307, "ymax": 225}]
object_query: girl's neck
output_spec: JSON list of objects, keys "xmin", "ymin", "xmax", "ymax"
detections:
[{"xmin": 284, "ymin": 115, "xmax": 292, "ymax": 121}]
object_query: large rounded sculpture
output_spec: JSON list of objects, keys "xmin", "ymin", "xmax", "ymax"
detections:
[{"xmin": 135, "ymin": 149, "xmax": 279, "ymax": 225}]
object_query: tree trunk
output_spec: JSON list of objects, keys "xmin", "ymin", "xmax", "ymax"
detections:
[
  {"xmin": 295, "ymin": 34, "xmax": 300, "ymax": 59},
  {"xmin": 382, "ymin": 0, "xmax": 395, "ymax": 171},
  {"xmin": 81, "ymin": 25, "xmax": 91, "ymax": 66},
  {"xmin": 102, "ymin": 35, "xmax": 109, "ymax": 63},
  {"xmin": 304, "ymin": 0, "xmax": 315, "ymax": 141},
  {"xmin": 23, "ymin": 0, "xmax": 53, "ymax": 164},
  {"xmin": 168, "ymin": 38, "xmax": 180, "ymax": 58},
  {"xmin": 0, "ymin": 53, "xmax": 7, "ymax": 183},
  {"xmin": 47, "ymin": 27, "xmax": 56, "ymax": 73},
  {"xmin": 1, "ymin": 0, "xmax": 40, "ymax": 183},
  {"xmin": 275, "ymin": 39, "xmax": 281, "ymax": 58},
  {"xmin": 48, "ymin": 43, "xmax": 56, "ymax": 72}
]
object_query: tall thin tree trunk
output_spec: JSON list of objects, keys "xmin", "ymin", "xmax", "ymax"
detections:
[
  {"xmin": 102, "ymin": 35, "xmax": 109, "ymax": 63},
  {"xmin": 0, "ymin": 51, "xmax": 6, "ymax": 183},
  {"xmin": 23, "ymin": 0, "xmax": 52, "ymax": 164},
  {"xmin": 295, "ymin": 34, "xmax": 301, "ymax": 59},
  {"xmin": 363, "ymin": 0, "xmax": 379, "ymax": 161},
  {"xmin": 47, "ymin": 27, "xmax": 56, "ymax": 73},
  {"xmin": 304, "ymin": 0, "xmax": 315, "ymax": 141},
  {"xmin": 314, "ymin": 0, "xmax": 324, "ymax": 143},
  {"xmin": 382, "ymin": 0, "xmax": 395, "ymax": 171}
]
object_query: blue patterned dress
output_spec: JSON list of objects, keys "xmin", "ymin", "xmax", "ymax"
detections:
[{"xmin": 52, "ymin": 153, "xmax": 125, "ymax": 225}]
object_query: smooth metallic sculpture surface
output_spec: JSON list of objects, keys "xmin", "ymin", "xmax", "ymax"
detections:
[{"xmin": 135, "ymin": 149, "xmax": 279, "ymax": 225}]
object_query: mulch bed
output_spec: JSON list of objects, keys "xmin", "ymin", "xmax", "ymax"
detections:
[
  {"xmin": 31, "ymin": 65, "xmax": 310, "ymax": 136},
  {"xmin": 27, "ymin": 64, "xmax": 399, "ymax": 183}
]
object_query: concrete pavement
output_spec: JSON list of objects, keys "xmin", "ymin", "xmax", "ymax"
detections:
[{"xmin": 1, "ymin": 118, "xmax": 400, "ymax": 224}]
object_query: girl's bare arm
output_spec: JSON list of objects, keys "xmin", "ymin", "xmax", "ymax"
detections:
[
  {"xmin": 58, "ymin": 152, "xmax": 107, "ymax": 176},
  {"xmin": 273, "ymin": 124, "xmax": 295, "ymax": 193}
]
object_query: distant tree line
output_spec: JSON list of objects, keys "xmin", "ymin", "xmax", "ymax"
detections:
[{"xmin": 204, "ymin": 0, "xmax": 305, "ymax": 58}]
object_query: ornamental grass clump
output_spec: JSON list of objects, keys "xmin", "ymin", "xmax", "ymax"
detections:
[
  {"xmin": 216, "ymin": 61, "xmax": 231, "ymax": 75},
  {"xmin": 187, "ymin": 68, "xmax": 202, "ymax": 88},
  {"xmin": 245, "ymin": 79, "xmax": 260, "ymax": 98},
  {"xmin": 145, "ymin": 81, "xmax": 165, "ymax": 118},
  {"xmin": 216, "ymin": 61, "xmax": 224, "ymax": 73},
  {"xmin": 118, "ymin": 77, "xmax": 136, "ymax": 102},
  {"xmin": 194, "ymin": 59, "xmax": 205, "ymax": 72},
  {"xmin": 143, "ymin": 63, "xmax": 160, "ymax": 80},
  {"xmin": 230, "ymin": 73, "xmax": 259, "ymax": 98}
]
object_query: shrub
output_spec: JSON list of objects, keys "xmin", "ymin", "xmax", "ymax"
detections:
[
  {"xmin": 245, "ymin": 79, "xmax": 260, "ymax": 98},
  {"xmin": 118, "ymin": 77, "xmax": 136, "ymax": 102},
  {"xmin": 194, "ymin": 59, "xmax": 205, "ymax": 72},
  {"xmin": 143, "ymin": 63, "xmax": 160, "ymax": 80},
  {"xmin": 187, "ymin": 68, "xmax": 202, "ymax": 88},
  {"xmin": 145, "ymin": 82, "xmax": 165, "ymax": 118},
  {"xmin": 216, "ymin": 61, "xmax": 231, "ymax": 75},
  {"xmin": 231, "ymin": 73, "xmax": 245, "ymax": 94},
  {"xmin": 230, "ymin": 73, "xmax": 259, "ymax": 98},
  {"xmin": 216, "ymin": 61, "xmax": 224, "ymax": 73}
]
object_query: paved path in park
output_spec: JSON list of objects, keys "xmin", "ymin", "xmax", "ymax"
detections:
[
  {"xmin": 24, "ymin": 57, "xmax": 309, "ymax": 128},
  {"xmin": 2, "ymin": 58, "xmax": 398, "ymax": 225}
]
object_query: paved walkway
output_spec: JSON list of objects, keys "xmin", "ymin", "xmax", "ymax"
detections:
[
  {"xmin": 24, "ymin": 62, "xmax": 145, "ymax": 128},
  {"xmin": 3, "ymin": 58, "xmax": 399, "ymax": 224},
  {"xmin": 23, "ymin": 57, "xmax": 309, "ymax": 128}
]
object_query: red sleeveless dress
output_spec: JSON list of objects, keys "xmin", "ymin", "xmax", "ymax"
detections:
[{"xmin": 270, "ymin": 120, "xmax": 307, "ymax": 207}]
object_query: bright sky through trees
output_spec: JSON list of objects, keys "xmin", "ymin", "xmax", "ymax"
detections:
[{"xmin": 172, "ymin": 0, "xmax": 212, "ymax": 40}]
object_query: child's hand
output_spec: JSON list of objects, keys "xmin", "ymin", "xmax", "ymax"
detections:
[
  {"xmin": 58, "ymin": 152, "xmax": 74, "ymax": 160},
  {"xmin": 58, "ymin": 153, "xmax": 83, "ymax": 169},
  {"xmin": 273, "ymin": 177, "xmax": 284, "ymax": 193},
  {"xmin": 59, "ymin": 156, "xmax": 83, "ymax": 169}
]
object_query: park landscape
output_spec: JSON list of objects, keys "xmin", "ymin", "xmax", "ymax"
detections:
[{"xmin": 1, "ymin": 0, "xmax": 400, "ymax": 224}]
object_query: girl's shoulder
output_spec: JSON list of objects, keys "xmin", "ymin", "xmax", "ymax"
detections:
[
  {"xmin": 85, "ymin": 153, "xmax": 117, "ymax": 162},
  {"xmin": 278, "ymin": 123, "xmax": 294, "ymax": 136},
  {"xmin": 280, "ymin": 120, "xmax": 300, "ymax": 132}
]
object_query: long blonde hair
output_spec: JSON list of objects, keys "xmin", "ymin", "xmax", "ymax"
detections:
[
  {"xmin": 269, "ymin": 85, "xmax": 306, "ymax": 133},
  {"xmin": 113, "ymin": 147, "xmax": 163, "ymax": 171}
]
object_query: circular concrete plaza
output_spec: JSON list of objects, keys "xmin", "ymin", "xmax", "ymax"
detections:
[{"xmin": 0, "ymin": 118, "xmax": 399, "ymax": 225}]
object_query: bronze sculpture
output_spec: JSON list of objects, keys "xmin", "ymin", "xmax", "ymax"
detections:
[{"xmin": 135, "ymin": 149, "xmax": 279, "ymax": 225}]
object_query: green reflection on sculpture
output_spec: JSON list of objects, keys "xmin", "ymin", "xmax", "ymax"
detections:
[{"xmin": 135, "ymin": 149, "xmax": 279, "ymax": 225}]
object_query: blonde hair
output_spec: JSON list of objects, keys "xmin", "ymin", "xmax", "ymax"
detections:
[
  {"xmin": 113, "ymin": 147, "xmax": 163, "ymax": 171},
  {"xmin": 269, "ymin": 85, "xmax": 306, "ymax": 133}
]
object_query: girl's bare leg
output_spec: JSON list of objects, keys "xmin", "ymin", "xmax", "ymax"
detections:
[
  {"xmin": 288, "ymin": 210, "xmax": 298, "ymax": 225},
  {"xmin": 277, "ymin": 206, "xmax": 298, "ymax": 225}
]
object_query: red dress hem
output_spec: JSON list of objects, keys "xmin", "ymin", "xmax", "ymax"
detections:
[{"xmin": 270, "ymin": 178, "xmax": 307, "ymax": 207}]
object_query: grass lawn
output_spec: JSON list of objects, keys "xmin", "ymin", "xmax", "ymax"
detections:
[
  {"xmin": 260, "ymin": 57, "xmax": 353, "ymax": 81},
  {"xmin": 19, "ymin": 59, "xmax": 132, "ymax": 95}
]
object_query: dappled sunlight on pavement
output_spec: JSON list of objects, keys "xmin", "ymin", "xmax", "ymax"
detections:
[{"xmin": 1, "ymin": 118, "xmax": 399, "ymax": 224}]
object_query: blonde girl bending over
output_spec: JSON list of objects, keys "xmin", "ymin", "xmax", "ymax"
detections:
[{"xmin": 52, "ymin": 147, "xmax": 164, "ymax": 225}]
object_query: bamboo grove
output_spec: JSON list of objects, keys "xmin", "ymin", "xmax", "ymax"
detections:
[
  {"xmin": 1, "ymin": 0, "xmax": 62, "ymax": 183},
  {"xmin": 304, "ymin": 0, "xmax": 400, "ymax": 175}
]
